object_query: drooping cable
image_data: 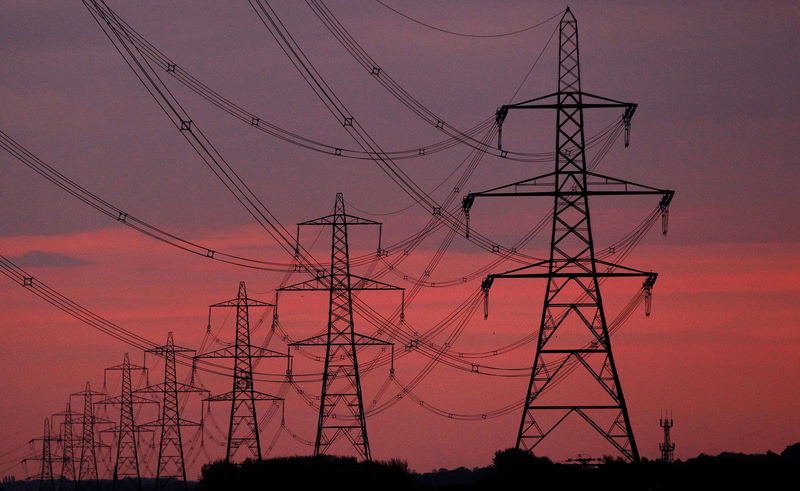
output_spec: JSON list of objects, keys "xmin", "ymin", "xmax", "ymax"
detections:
[{"xmin": 374, "ymin": 0, "xmax": 563, "ymax": 39}]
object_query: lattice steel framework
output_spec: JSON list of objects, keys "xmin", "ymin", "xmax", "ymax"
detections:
[
  {"xmin": 196, "ymin": 284, "xmax": 285, "ymax": 462},
  {"xmin": 98, "ymin": 353, "xmax": 152, "ymax": 491},
  {"xmin": 54, "ymin": 401, "xmax": 80, "ymax": 490},
  {"xmin": 465, "ymin": 8, "xmax": 673, "ymax": 462},
  {"xmin": 138, "ymin": 333, "xmax": 205, "ymax": 491},
  {"xmin": 659, "ymin": 413, "xmax": 675, "ymax": 462},
  {"xmin": 22, "ymin": 418, "xmax": 60, "ymax": 491},
  {"xmin": 71, "ymin": 382, "xmax": 109, "ymax": 489},
  {"xmin": 279, "ymin": 193, "xmax": 401, "ymax": 461}
]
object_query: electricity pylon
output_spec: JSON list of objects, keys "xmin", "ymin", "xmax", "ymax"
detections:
[
  {"xmin": 464, "ymin": 8, "xmax": 673, "ymax": 462},
  {"xmin": 22, "ymin": 418, "xmax": 61, "ymax": 491},
  {"xmin": 659, "ymin": 412, "xmax": 675, "ymax": 462},
  {"xmin": 195, "ymin": 283, "xmax": 286, "ymax": 462},
  {"xmin": 138, "ymin": 332, "xmax": 205, "ymax": 491},
  {"xmin": 71, "ymin": 382, "xmax": 110, "ymax": 490},
  {"xmin": 98, "ymin": 353, "xmax": 152, "ymax": 491},
  {"xmin": 54, "ymin": 401, "xmax": 80, "ymax": 490},
  {"xmin": 279, "ymin": 193, "xmax": 401, "ymax": 461}
]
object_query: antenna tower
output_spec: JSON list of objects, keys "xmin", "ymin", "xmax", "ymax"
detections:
[
  {"xmin": 138, "ymin": 332, "xmax": 205, "ymax": 491},
  {"xmin": 195, "ymin": 284, "xmax": 286, "ymax": 462},
  {"xmin": 98, "ymin": 353, "xmax": 152, "ymax": 491},
  {"xmin": 279, "ymin": 192, "xmax": 401, "ymax": 461},
  {"xmin": 464, "ymin": 8, "xmax": 673, "ymax": 462},
  {"xmin": 659, "ymin": 413, "xmax": 675, "ymax": 462}
]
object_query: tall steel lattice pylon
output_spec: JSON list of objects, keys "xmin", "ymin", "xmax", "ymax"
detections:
[
  {"xmin": 659, "ymin": 413, "xmax": 675, "ymax": 462},
  {"xmin": 196, "ymin": 284, "xmax": 286, "ymax": 462},
  {"xmin": 98, "ymin": 353, "xmax": 151, "ymax": 491},
  {"xmin": 138, "ymin": 333, "xmax": 205, "ymax": 491},
  {"xmin": 22, "ymin": 417, "xmax": 60, "ymax": 491},
  {"xmin": 71, "ymin": 382, "xmax": 109, "ymax": 489},
  {"xmin": 54, "ymin": 401, "xmax": 80, "ymax": 490},
  {"xmin": 465, "ymin": 8, "xmax": 674, "ymax": 462},
  {"xmin": 279, "ymin": 193, "xmax": 401, "ymax": 461}
]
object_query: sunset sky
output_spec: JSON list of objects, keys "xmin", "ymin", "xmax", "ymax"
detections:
[{"xmin": 1, "ymin": 1, "xmax": 798, "ymax": 479}]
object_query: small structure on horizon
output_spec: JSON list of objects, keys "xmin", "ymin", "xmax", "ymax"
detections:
[{"xmin": 659, "ymin": 412, "xmax": 675, "ymax": 462}]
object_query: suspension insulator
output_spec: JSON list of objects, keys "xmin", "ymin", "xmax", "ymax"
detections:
[
  {"xmin": 462, "ymin": 194, "xmax": 475, "ymax": 239},
  {"xmin": 495, "ymin": 106, "xmax": 508, "ymax": 150},
  {"xmin": 481, "ymin": 275, "xmax": 494, "ymax": 320},
  {"xmin": 624, "ymin": 121, "xmax": 631, "ymax": 147}
]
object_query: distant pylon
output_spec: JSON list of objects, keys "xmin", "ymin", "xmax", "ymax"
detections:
[
  {"xmin": 659, "ymin": 412, "xmax": 675, "ymax": 462},
  {"xmin": 40, "ymin": 418, "xmax": 56, "ymax": 491},
  {"xmin": 71, "ymin": 382, "xmax": 109, "ymax": 490},
  {"xmin": 196, "ymin": 283, "xmax": 286, "ymax": 462},
  {"xmin": 98, "ymin": 353, "xmax": 152, "ymax": 491},
  {"xmin": 279, "ymin": 193, "xmax": 401, "ymax": 461},
  {"xmin": 465, "ymin": 8, "xmax": 674, "ymax": 462},
  {"xmin": 22, "ymin": 418, "xmax": 60, "ymax": 491},
  {"xmin": 54, "ymin": 401, "xmax": 80, "ymax": 490},
  {"xmin": 138, "ymin": 332, "xmax": 206, "ymax": 491}
]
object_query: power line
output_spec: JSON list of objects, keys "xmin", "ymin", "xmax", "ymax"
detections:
[{"xmin": 374, "ymin": 1, "xmax": 563, "ymax": 39}]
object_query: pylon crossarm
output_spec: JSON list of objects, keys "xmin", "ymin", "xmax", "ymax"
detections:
[
  {"xmin": 278, "ymin": 275, "xmax": 332, "ymax": 291},
  {"xmin": 349, "ymin": 274, "xmax": 404, "ymax": 291},
  {"xmin": 468, "ymin": 171, "xmax": 557, "ymax": 200},
  {"xmin": 278, "ymin": 273, "xmax": 403, "ymax": 293},
  {"xmin": 299, "ymin": 213, "xmax": 381, "ymax": 227},
  {"xmin": 99, "ymin": 425, "xmax": 154, "ymax": 435},
  {"xmin": 487, "ymin": 259, "xmax": 550, "ymax": 278},
  {"xmin": 146, "ymin": 344, "xmax": 195, "ymax": 356},
  {"xmin": 502, "ymin": 91, "xmax": 635, "ymax": 110},
  {"xmin": 210, "ymin": 297, "xmax": 274, "ymax": 308},
  {"xmin": 580, "ymin": 91, "xmax": 635, "ymax": 106},
  {"xmin": 194, "ymin": 345, "xmax": 237, "ymax": 358},
  {"xmin": 594, "ymin": 259, "xmax": 655, "ymax": 276},
  {"xmin": 194, "ymin": 344, "xmax": 284, "ymax": 360},
  {"xmin": 252, "ymin": 346, "xmax": 290, "ymax": 358},
  {"xmin": 76, "ymin": 414, "xmax": 114, "ymax": 426},
  {"xmin": 69, "ymin": 388, "xmax": 105, "ymax": 398},
  {"xmin": 585, "ymin": 171, "xmax": 673, "ymax": 194},
  {"xmin": 138, "ymin": 418, "xmax": 202, "ymax": 428},
  {"xmin": 350, "ymin": 332, "xmax": 393, "ymax": 346},
  {"xmin": 467, "ymin": 173, "xmax": 670, "ymax": 202},
  {"xmin": 485, "ymin": 258, "xmax": 654, "ymax": 280},
  {"xmin": 291, "ymin": 332, "xmax": 391, "ymax": 347},
  {"xmin": 471, "ymin": 187, "xmax": 670, "ymax": 199},
  {"xmin": 96, "ymin": 394, "xmax": 157, "ymax": 406},
  {"xmin": 135, "ymin": 382, "xmax": 206, "ymax": 394},
  {"xmin": 289, "ymin": 333, "xmax": 329, "ymax": 346},
  {"xmin": 205, "ymin": 390, "xmax": 282, "ymax": 402}
]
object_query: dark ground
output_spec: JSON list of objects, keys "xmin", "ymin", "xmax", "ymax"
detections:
[{"xmin": 4, "ymin": 443, "xmax": 798, "ymax": 491}]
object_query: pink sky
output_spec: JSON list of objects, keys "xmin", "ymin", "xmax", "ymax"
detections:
[{"xmin": 1, "ymin": 0, "xmax": 799, "ymax": 478}]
